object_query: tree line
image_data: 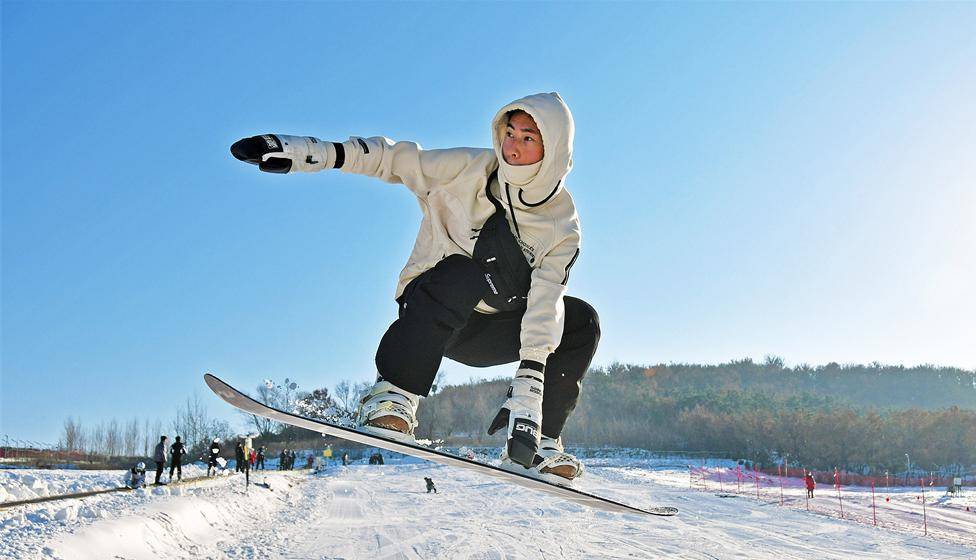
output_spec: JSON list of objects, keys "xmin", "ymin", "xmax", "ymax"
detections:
[
  {"xmin": 58, "ymin": 359, "xmax": 975, "ymax": 474},
  {"xmin": 59, "ymin": 394, "xmax": 237, "ymax": 460},
  {"xmin": 415, "ymin": 360, "xmax": 976, "ymax": 474}
]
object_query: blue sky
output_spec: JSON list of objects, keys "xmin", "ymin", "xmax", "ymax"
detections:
[{"xmin": 3, "ymin": 2, "xmax": 974, "ymax": 442}]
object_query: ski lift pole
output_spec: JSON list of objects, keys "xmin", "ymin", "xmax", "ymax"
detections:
[
  {"xmin": 920, "ymin": 476, "xmax": 928, "ymax": 536},
  {"xmin": 885, "ymin": 470, "xmax": 890, "ymax": 502},
  {"xmin": 778, "ymin": 463, "xmax": 784, "ymax": 506},
  {"xmin": 834, "ymin": 467, "xmax": 844, "ymax": 518},
  {"xmin": 871, "ymin": 480, "xmax": 877, "ymax": 526}
]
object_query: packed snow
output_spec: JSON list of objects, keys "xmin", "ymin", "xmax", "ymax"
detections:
[{"xmin": 2, "ymin": 454, "xmax": 974, "ymax": 559}]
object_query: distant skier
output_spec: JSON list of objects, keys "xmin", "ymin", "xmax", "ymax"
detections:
[
  {"xmin": 341, "ymin": 452, "xmax": 349, "ymax": 466},
  {"xmin": 424, "ymin": 477, "xmax": 437, "ymax": 494},
  {"xmin": 805, "ymin": 473, "xmax": 816, "ymax": 498},
  {"xmin": 126, "ymin": 462, "xmax": 147, "ymax": 489},
  {"xmin": 256, "ymin": 446, "xmax": 266, "ymax": 470},
  {"xmin": 153, "ymin": 436, "xmax": 168, "ymax": 485},
  {"xmin": 207, "ymin": 438, "xmax": 221, "ymax": 477},
  {"xmin": 230, "ymin": 92, "xmax": 597, "ymax": 482},
  {"xmin": 169, "ymin": 436, "xmax": 187, "ymax": 482},
  {"xmin": 279, "ymin": 449, "xmax": 288, "ymax": 470},
  {"xmin": 249, "ymin": 448, "xmax": 257, "ymax": 469},
  {"xmin": 235, "ymin": 441, "xmax": 246, "ymax": 473}
]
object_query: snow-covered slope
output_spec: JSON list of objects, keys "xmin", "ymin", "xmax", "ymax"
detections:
[{"xmin": 2, "ymin": 460, "xmax": 974, "ymax": 559}]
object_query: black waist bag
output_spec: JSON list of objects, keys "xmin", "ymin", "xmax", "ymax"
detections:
[{"xmin": 472, "ymin": 171, "xmax": 533, "ymax": 312}]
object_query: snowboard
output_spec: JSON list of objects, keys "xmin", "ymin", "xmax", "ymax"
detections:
[{"xmin": 205, "ymin": 373, "xmax": 676, "ymax": 517}]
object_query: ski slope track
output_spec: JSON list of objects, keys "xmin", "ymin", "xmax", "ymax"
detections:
[
  {"xmin": 3, "ymin": 463, "xmax": 974, "ymax": 559},
  {"xmin": 204, "ymin": 372, "xmax": 676, "ymax": 517}
]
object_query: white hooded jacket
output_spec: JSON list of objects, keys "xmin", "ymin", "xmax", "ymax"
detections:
[{"xmin": 310, "ymin": 93, "xmax": 580, "ymax": 367}]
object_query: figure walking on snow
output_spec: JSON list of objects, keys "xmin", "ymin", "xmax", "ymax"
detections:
[
  {"xmin": 235, "ymin": 441, "xmax": 247, "ymax": 473},
  {"xmin": 169, "ymin": 436, "xmax": 186, "ymax": 482},
  {"xmin": 257, "ymin": 446, "xmax": 266, "ymax": 470},
  {"xmin": 805, "ymin": 472, "xmax": 816, "ymax": 498},
  {"xmin": 231, "ymin": 93, "xmax": 598, "ymax": 482},
  {"xmin": 153, "ymin": 435, "xmax": 168, "ymax": 485},
  {"xmin": 207, "ymin": 438, "xmax": 221, "ymax": 477}
]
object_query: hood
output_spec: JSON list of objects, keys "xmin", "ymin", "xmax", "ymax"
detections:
[{"xmin": 492, "ymin": 92, "xmax": 574, "ymax": 207}]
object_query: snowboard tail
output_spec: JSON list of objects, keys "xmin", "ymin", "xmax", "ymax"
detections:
[{"xmin": 204, "ymin": 373, "xmax": 677, "ymax": 517}]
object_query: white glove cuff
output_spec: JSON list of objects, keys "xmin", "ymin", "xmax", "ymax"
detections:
[{"xmin": 263, "ymin": 135, "xmax": 334, "ymax": 173}]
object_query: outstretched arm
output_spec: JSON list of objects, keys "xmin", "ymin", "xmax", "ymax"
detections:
[{"xmin": 230, "ymin": 133, "xmax": 489, "ymax": 196}]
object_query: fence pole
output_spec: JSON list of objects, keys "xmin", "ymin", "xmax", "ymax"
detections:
[
  {"xmin": 689, "ymin": 465, "xmax": 693, "ymax": 490},
  {"xmin": 778, "ymin": 463, "xmax": 784, "ymax": 506},
  {"xmin": 885, "ymin": 471, "xmax": 890, "ymax": 503},
  {"xmin": 921, "ymin": 477, "xmax": 928, "ymax": 536},
  {"xmin": 755, "ymin": 464, "xmax": 760, "ymax": 500},
  {"xmin": 871, "ymin": 480, "xmax": 877, "ymax": 526},
  {"xmin": 737, "ymin": 464, "xmax": 742, "ymax": 494},
  {"xmin": 718, "ymin": 466, "xmax": 725, "ymax": 493},
  {"xmin": 834, "ymin": 467, "xmax": 844, "ymax": 519}
]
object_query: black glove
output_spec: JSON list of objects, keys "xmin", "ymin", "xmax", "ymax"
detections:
[
  {"xmin": 488, "ymin": 362, "xmax": 545, "ymax": 467},
  {"xmin": 230, "ymin": 134, "xmax": 331, "ymax": 174},
  {"xmin": 230, "ymin": 134, "xmax": 291, "ymax": 173}
]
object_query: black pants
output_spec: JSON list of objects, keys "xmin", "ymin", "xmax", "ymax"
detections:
[
  {"xmin": 169, "ymin": 458, "xmax": 182, "ymax": 480},
  {"xmin": 375, "ymin": 255, "xmax": 600, "ymax": 438},
  {"xmin": 154, "ymin": 461, "xmax": 165, "ymax": 484}
]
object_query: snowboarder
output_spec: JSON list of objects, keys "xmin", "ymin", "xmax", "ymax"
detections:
[
  {"xmin": 341, "ymin": 452, "xmax": 349, "ymax": 466},
  {"xmin": 169, "ymin": 436, "xmax": 186, "ymax": 482},
  {"xmin": 256, "ymin": 446, "xmax": 266, "ymax": 470},
  {"xmin": 230, "ymin": 93, "xmax": 598, "ymax": 482},
  {"xmin": 424, "ymin": 476, "xmax": 437, "ymax": 494},
  {"xmin": 207, "ymin": 437, "xmax": 221, "ymax": 477},
  {"xmin": 153, "ymin": 435, "xmax": 168, "ymax": 485},
  {"xmin": 126, "ymin": 462, "xmax": 147, "ymax": 489},
  {"xmin": 805, "ymin": 472, "xmax": 816, "ymax": 498},
  {"xmin": 235, "ymin": 441, "xmax": 246, "ymax": 473}
]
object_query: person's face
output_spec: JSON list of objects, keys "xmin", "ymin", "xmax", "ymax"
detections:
[{"xmin": 502, "ymin": 112, "xmax": 544, "ymax": 166}]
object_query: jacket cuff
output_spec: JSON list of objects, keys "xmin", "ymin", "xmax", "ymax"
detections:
[{"xmin": 519, "ymin": 347, "xmax": 550, "ymax": 366}]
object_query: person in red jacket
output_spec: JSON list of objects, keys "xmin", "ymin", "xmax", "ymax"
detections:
[{"xmin": 805, "ymin": 472, "xmax": 816, "ymax": 498}]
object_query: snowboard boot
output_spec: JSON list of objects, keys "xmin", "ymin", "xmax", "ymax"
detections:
[
  {"xmin": 501, "ymin": 435, "xmax": 584, "ymax": 484},
  {"xmin": 356, "ymin": 378, "xmax": 420, "ymax": 444}
]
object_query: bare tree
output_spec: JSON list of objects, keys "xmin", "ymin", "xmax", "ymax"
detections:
[
  {"xmin": 88, "ymin": 422, "xmax": 105, "ymax": 456},
  {"xmin": 143, "ymin": 418, "xmax": 151, "ymax": 456},
  {"xmin": 334, "ymin": 380, "xmax": 354, "ymax": 414},
  {"xmin": 171, "ymin": 393, "xmax": 212, "ymax": 452},
  {"xmin": 245, "ymin": 378, "xmax": 301, "ymax": 435},
  {"xmin": 124, "ymin": 417, "xmax": 140, "ymax": 456},
  {"xmin": 105, "ymin": 418, "xmax": 121, "ymax": 457},
  {"xmin": 245, "ymin": 382, "xmax": 281, "ymax": 436},
  {"xmin": 61, "ymin": 417, "xmax": 84, "ymax": 452}
]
